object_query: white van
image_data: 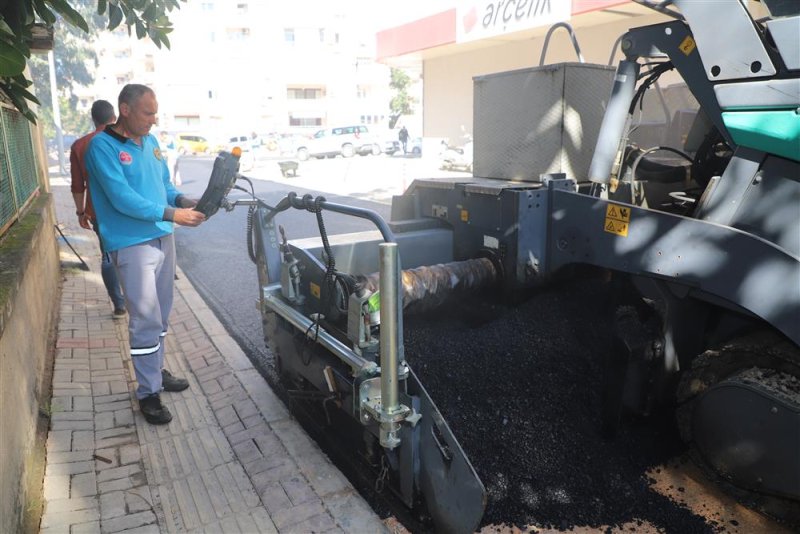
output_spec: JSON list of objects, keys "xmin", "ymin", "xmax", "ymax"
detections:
[{"xmin": 296, "ymin": 125, "xmax": 380, "ymax": 161}]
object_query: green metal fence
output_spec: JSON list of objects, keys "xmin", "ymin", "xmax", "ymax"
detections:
[{"xmin": 0, "ymin": 104, "xmax": 41, "ymax": 236}]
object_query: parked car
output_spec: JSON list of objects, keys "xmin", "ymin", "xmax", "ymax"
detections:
[
  {"xmin": 383, "ymin": 139, "xmax": 401, "ymax": 156},
  {"xmin": 440, "ymin": 141, "xmax": 473, "ymax": 172},
  {"xmin": 296, "ymin": 125, "xmax": 381, "ymax": 161},
  {"xmin": 175, "ymin": 133, "xmax": 209, "ymax": 155},
  {"xmin": 409, "ymin": 137, "xmax": 422, "ymax": 156},
  {"xmin": 222, "ymin": 134, "xmax": 256, "ymax": 171}
]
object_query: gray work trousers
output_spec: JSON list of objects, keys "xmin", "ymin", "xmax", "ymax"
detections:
[{"xmin": 111, "ymin": 233, "xmax": 176, "ymax": 399}]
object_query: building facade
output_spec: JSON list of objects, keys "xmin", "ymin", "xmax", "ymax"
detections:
[{"xmin": 84, "ymin": 1, "xmax": 396, "ymax": 140}]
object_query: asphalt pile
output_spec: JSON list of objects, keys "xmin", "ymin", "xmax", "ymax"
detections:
[{"xmin": 404, "ymin": 276, "xmax": 718, "ymax": 532}]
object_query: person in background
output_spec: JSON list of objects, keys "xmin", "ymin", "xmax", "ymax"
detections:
[
  {"xmin": 85, "ymin": 84, "xmax": 206, "ymax": 425},
  {"xmin": 70, "ymin": 99, "xmax": 127, "ymax": 318},
  {"xmin": 398, "ymin": 125, "xmax": 409, "ymax": 155}
]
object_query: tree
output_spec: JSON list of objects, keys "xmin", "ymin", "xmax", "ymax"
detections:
[
  {"xmin": 389, "ymin": 67, "xmax": 414, "ymax": 129},
  {"xmin": 28, "ymin": 0, "xmax": 102, "ymax": 108},
  {"xmin": 0, "ymin": 0, "xmax": 183, "ymax": 123}
]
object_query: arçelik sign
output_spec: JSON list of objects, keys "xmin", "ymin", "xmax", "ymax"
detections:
[{"xmin": 456, "ymin": 0, "xmax": 571, "ymax": 42}]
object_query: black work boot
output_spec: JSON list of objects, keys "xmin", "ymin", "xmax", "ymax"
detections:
[
  {"xmin": 161, "ymin": 369, "xmax": 189, "ymax": 392},
  {"xmin": 139, "ymin": 394, "xmax": 172, "ymax": 425}
]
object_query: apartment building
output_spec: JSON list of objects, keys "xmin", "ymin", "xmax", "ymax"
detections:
[{"xmin": 83, "ymin": 1, "xmax": 395, "ymax": 138}]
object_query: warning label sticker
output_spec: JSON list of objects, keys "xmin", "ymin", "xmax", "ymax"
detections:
[
  {"xmin": 604, "ymin": 203, "xmax": 631, "ymax": 237},
  {"xmin": 679, "ymin": 36, "xmax": 696, "ymax": 56},
  {"xmin": 310, "ymin": 282, "xmax": 321, "ymax": 299}
]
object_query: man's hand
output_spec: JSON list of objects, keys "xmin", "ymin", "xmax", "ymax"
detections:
[
  {"xmin": 178, "ymin": 197, "xmax": 198, "ymax": 209},
  {"xmin": 78, "ymin": 213, "xmax": 91, "ymax": 230},
  {"xmin": 172, "ymin": 208, "xmax": 206, "ymax": 227}
]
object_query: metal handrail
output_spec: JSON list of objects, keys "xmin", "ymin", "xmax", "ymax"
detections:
[{"xmin": 539, "ymin": 22, "xmax": 584, "ymax": 66}]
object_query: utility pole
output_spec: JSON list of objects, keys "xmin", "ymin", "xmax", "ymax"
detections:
[{"xmin": 48, "ymin": 50, "xmax": 66, "ymax": 175}]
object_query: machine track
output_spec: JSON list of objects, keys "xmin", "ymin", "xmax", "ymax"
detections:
[{"xmin": 676, "ymin": 331, "xmax": 800, "ymax": 527}]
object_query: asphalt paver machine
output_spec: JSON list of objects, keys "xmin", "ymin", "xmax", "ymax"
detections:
[{"xmin": 196, "ymin": 0, "xmax": 799, "ymax": 530}]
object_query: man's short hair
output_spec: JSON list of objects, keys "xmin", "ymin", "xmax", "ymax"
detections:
[
  {"xmin": 90, "ymin": 100, "xmax": 115, "ymax": 126},
  {"xmin": 118, "ymin": 84, "xmax": 154, "ymax": 109}
]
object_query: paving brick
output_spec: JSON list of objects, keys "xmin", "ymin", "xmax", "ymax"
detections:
[
  {"xmin": 232, "ymin": 439, "xmax": 263, "ymax": 464},
  {"xmin": 95, "ymin": 393, "xmax": 130, "ymax": 405},
  {"xmin": 272, "ymin": 501, "xmax": 328, "ymax": 530},
  {"xmin": 215, "ymin": 405, "xmax": 240, "ymax": 427},
  {"xmin": 125, "ymin": 486, "xmax": 153, "ymax": 514},
  {"xmin": 47, "ymin": 411, "xmax": 92, "ymax": 423},
  {"xmin": 44, "ymin": 475, "xmax": 70, "ymax": 500},
  {"xmin": 72, "ymin": 430, "xmax": 95, "ymax": 451},
  {"xmin": 186, "ymin": 473, "xmax": 217, "ymax": 525},
  {"xmin": 71, "ymin": 520, "xmax": 102, "ymax": 534},
  {"xmin": 97, "ymin": 475, "xmax": 135, "ymax": 494},
  {"xmin": 227, "ymin": 461, "xmax": 261, "ymax": 508},
  {"xmin": 46, "ymin": 450, "xmax": 95, "ymax": 464},
  {"xmin": 233, "ymin": 398, "xmax": 259, "ymax": 420},
  {"xmin": 95, "ymin": 401, "xmax": 131, "ymax": 413},
  {"xmin": 71, "ymin": 471, "xmax": 97, "ymax": 497},
  {"xmin": 74, "ymin": 369, "xmax": 91, "ymax": 382},
  {"xmin": 96, "ymin": 427, "xmax": 135, "ymax": 441},
  {"xmin": 100, "ymin": 510, "xmax": 156, "ymax": 533},
  {"xmin": 222, "ymin": 421, "xmax": 245, "ymax": 439},
  {"xmin": 119, "ymin": 443, "xmax": 141, "ymax": 465},
  {"xmin": 97, "ymin": 463, "xmax": 141, "ymax": 483},
  {"xmin": 324, "ymin": 490, "xmax": 389, "ymax": 533},
  {"xmin": 51, "ymin": 396, "xmax": 72, "ymax": 412},
  {"xmin": 100, "ymin": 491, "xmax": 126, "ymax": 520},
  {"xmin": 47, "ymin": 430, "xmax": 73, "ymax": 452},
  {"xmin": 258, "ymin": 482, "xmax": 291, "ymax": 515},
  {"xmin": 115, "ymin": 408, "xmax": 134, "ymax": 426},
  {"xmin": 40, "ymin": 508, "xmax": 100, "ymax": 529},
  {"xmin": 46, "ymin": 460, "xmax": 94, "ymax": 477},
  {"xmin": 171, "ymin": 478, "xmax": 201, "ymax": 530},
  {"xmin": 95, "ymin": 433, "xmax": 137, "ymax": 450},
  {"xmin": 95, "ymin": 412, "xmax": 114, "ymax": 431},
  {"xmin": 44, "ymin": 496, "xmax": 98, "ymax": 514},
  {"xmin": 198, "ymin": 469, "xmax": 232, "ymax": 519},
  {"xmin": 74, "ymin": 396, "xmax": 94, "ymax": 411},
  {"xmin": 282, "ymin": 513, "xmax": 337, "ymax": 534},
  {"xmin": 281, "ymin": 476, "xmax": 318, "ymax": 506},
  {"xmin": 51, "ymin": 419, "xmax": 94, "ymax": 431},
  {"xmin": 250, "ymin": 459, "xmax": 299, "ymax": 490},
  {"xmin": 249, "ymin": 508, "xmax": 279, "ymax": 534},
  {"xmin": 92, "ymin": 382, "xmax": 111, "ymax": 395},
  {"xmin": 227, "ymin": 424, "xmax": 270, "ymax": 446},
  {"xmin": 297, "ymin": 456, "xmax": 352, "ymax": 498}
]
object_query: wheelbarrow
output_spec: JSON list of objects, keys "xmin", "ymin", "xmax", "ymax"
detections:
[{"xmin": 278, "ymin": 160, "xmax": 299, "ymax": 177}]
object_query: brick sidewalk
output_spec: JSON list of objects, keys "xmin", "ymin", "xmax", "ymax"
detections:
[{"xmin": 41, "ymin": 176, "xmax": 387, "ymax": 533}]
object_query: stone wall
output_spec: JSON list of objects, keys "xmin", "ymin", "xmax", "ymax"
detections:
[{"xmin": 0, "ymin": 194, "xmax": 60, "ymax": 533}]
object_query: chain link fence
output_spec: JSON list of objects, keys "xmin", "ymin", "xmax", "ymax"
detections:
[{"xmin": 0, "ymin": 103, "xmax": 41, "ymax": 237}]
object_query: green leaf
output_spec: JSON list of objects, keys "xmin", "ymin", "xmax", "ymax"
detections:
[
  {"xmin": 160, "ymin": 32, "xmax": 170, "ymax": 49},
  {"xmin": 46, "ymin": 0, "xmax": 89, "ymax": 32},
  {"xmin": 3, "ymin": 81, "xmax": 31, "ymax": 113},
  {"xmin": 135, "ymin": 20, "xmax": 145, "ymax": 39},
  {"xmin": 11, "ymin": 82, "xmax": 41, "ymax": 106},
  {"xmin": 98, "ymin": 0, "xmax": 108, "ymax": 16},
  {"xmin": 23, "ymin": 109, "xmax": 37, "ymax": 124},
  {"xmin": 108, "ymin": 4, "xmax": 123, "ymax": 30},
  {"xmin": 12, "ymin": 73, "xmax": 33, "ymax": 87},
  {"xmin": 142, "ymin": 3, "xmax": 157, "ymax": 20},
  {"xmin": 0, "ymin": 19, "xmax": 17, "ymax": 39},
  {"xmin": 0, "ymin": 40, "xmax": 27, "ymax": 77},
  {"xmin": 33, "ymin": 0, "xmax": 57, "ymax": 25}
]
